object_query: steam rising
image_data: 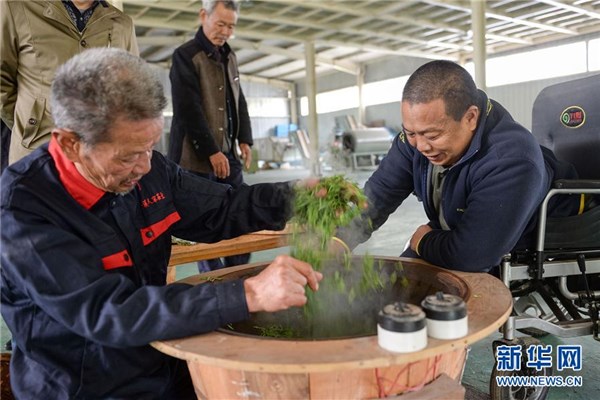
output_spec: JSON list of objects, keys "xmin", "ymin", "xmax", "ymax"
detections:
[{"xmin": 226, "ymin": 257, "xmax": 409, "ymax": 339}]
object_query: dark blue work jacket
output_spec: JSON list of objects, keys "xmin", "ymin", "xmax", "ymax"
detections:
[{"xmin": 0, "ymin": 138, "xmax": 293, "ymax": 399}]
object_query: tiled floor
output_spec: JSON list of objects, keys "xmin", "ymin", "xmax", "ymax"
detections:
[{"xmin": 2, "ymin": 166, "xmax": 598, "ymax": 399}]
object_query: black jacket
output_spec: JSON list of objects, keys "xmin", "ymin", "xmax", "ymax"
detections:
[{"xmin": 168, "ymin": 27, "xmax": 252, "ymax": 174}]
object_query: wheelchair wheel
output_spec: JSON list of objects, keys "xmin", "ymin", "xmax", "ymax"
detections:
[{"xmin": 490, "ymin": 337, "xmax": 551, "ymax": 400}]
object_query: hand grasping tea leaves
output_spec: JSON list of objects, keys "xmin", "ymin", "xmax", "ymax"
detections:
[
  {"xmin": 291, "ymin": 175, "xmax": 368, "ymax": 269},
  {"xmin": 237, "ymin": 176, "xmax": 397, "ymax": 339}
]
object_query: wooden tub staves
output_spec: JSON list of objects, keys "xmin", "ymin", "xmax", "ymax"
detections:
[{"xmin": 152, "ymin": 257, "xmax": 512, "ymax": 399}]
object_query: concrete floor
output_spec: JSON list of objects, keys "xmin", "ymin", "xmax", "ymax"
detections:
[{"xmin": 2, "ymin": 166, "xmax": 598, "ymax": 399}]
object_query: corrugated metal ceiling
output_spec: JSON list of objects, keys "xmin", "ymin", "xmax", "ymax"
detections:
[{"xmin": 124, "ymin": 0, "xmax": 600, "ymax": 82}]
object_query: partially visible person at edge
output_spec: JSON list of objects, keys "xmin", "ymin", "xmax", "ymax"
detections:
[
  {"xmin": 1, "ymin": 120, "xmax": 9, "ymax": 173},
  {"xmin": 168, "ymin": 0, "xmax": 253, "ymax": 271},
  {"xmin": 337, "ymin": 60, "xmax": 585, "ymax": 273},
  {"xmin": 0, "ymin": 0, "xmax": 138, "ymax": 167},
  {"xmin": 0, "ymin": 47, "xmax": 323, "ymax": 400}
]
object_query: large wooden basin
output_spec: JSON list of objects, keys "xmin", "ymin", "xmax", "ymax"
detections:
[{"xmin": 152, "ymin": 257, "xmax": 512, "ymax": 399}]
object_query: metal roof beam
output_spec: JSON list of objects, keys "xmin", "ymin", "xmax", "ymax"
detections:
[
  {"xmin": 239, "ymin": 74, "xmax": 293, "ymax": 90},
  {"xmin": 232, "ymin": 39, "xmax": 360, "ymax": 75},
  {"xmin": 240, "ymin": 11, "xmax": 467, "ymax": 51},
  {"xmin": 426, "ymin": 0, "xmax": 576, "ymax": 35},
  {"xmin": 537, "ymin": 0, "xmax": 600, "ymax": 20}
]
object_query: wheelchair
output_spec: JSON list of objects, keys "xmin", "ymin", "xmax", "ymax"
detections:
[{"xmin": 490, "ymin": 74, "xmax": 600, "ymax": 400}]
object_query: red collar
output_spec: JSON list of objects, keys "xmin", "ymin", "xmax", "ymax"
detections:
[{"xmin": 49, "ymin": 136, "xmax": 105, "ymax": 210}]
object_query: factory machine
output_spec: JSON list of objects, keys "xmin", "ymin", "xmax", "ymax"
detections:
[{"xmin": 341, "ymin": 127, "xmax": 394, "ymax": 169}]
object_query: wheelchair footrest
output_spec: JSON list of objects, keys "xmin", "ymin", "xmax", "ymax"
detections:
[{"xmin": 510, "ymin": 315, "xmax": 592, "ymax": 338}]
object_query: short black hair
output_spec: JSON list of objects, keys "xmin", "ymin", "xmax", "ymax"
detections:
[{"xmin": 402, "ymin": 60, "xmax": 479, "ymax": 121}]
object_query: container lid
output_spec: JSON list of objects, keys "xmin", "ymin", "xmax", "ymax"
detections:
[
  {"xmin": 377, "ymin": 302, "xmax": 426, "ymax": 333},
  {"xmin": 421, "ymin": 291, "xmax": 467, "ymax": 321}
]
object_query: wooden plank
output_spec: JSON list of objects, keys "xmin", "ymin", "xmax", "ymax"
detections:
[
  {"xmin": 167, "ymin": 230, "xmax": 291, "ymax": 283},
  {"xmin": 186, "ymin": 361, "xmax": 208, "ymax": 400},
  {"xmin": 187, "ymin": 351, "xmax": 467, "ymax": 399},
  {"xmin": 169, "ymin": 231, "xmax": 290, "ymax": 267},
  {"xmin": 189, "ymin": 362, "xmax": 309, "ymax": 399},
  {"xmin": 309, "ymin": 368, "xmax": 379, "ymax": 399},
  {"xmin": 386, "ymin": 373, "xmax": 465, "ymax": 400}
]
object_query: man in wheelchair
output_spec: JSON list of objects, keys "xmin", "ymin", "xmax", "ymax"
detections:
[
  {"xmin": 338, "ymin": 60, "xmax": 596, "ymax": 275},
  {"xmin": 335, "ymin": 61, "xmax": 599, "ymax": 400}
]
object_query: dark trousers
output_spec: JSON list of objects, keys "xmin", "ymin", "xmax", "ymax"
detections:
[
  {"xmin": 2, "ymin": 120, "xmax": 12, "ymax": 352},
  {"xmin": 195, "ymin": 151, "xmax": 251, "ymax": 272},
  {"xmin": 1, "ymin": 120, "xmax": 10, "ymax": 174},
  {"xmin": 161, "ymin": 358, "xmax": 197, "ymax": 400}
]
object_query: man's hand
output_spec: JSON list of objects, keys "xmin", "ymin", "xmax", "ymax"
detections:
[
  {"xmin": 294, "ymin": 177, "xmax": 326, "ymax": 196},
  {"xmin": 209, "ymin": 152, "xmax": 230, "ymax": 179},
  {"xmin": 239, "ymin": 143, "xmax": 252, "ymax": 170},
  {"xmin": 410, "ymin": 224, "xmax": 432, "ymax": 255},
  {"xmin": 243, "ymin": 255, "xmax": 323, "ymax": 313}
]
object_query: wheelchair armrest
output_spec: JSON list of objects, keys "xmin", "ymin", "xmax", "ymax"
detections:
[
  {"xmin": 554, "ymin": 179, "xmax": 600, "ymax": 189},
  {"xmin": 535, "ymin": 180, "xmax": 600, "ymax": 257}
]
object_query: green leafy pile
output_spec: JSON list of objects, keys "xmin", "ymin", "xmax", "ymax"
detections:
[
  {"xmin": 253, "ymin": 324, "xmax": 297, "ymax": 338},
  {"xmin": 290, "ymin": 175, "xmax": 367, "ymax": 270}
]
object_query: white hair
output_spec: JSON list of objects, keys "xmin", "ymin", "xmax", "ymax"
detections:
[
  {"xmin": 51, "ymin": 48, "xmax": 167, "ymax": 145},
  {"xmin": 202, "ymin": 0, "xmax": 240, "ymax": 15}
]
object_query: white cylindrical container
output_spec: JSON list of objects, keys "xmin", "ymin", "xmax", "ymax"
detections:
[
  {"xmin": 421, "ymin": 292, "xmax": 468, "ymax": 340},
  {"xmin": 377, "ymin": 302, "xmax": 427, "ymax": 353}
]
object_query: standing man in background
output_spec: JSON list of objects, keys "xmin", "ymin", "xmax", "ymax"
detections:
[
  {"xmin": 0, "ymin": 0, "xmax": 138, "ymax": 166},
  {"xmin": 169, "ymin": 0, "xmax": 253, "ymax": 271}
]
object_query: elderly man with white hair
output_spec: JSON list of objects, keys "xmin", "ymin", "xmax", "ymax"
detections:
[{"xmin": 1, "ymin": 48, "xmax": 322, "ymax": 400}]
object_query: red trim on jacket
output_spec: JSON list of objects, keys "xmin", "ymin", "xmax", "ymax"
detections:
[
  {"xmin": 49, "ymin": 137, "xmax": 105, "ymax": 210},
  {"xmin": 102, "ymin": 250, "xmax": 134, "ymax": 270},
  {"xmin": 140, "ymin": 211, "xmax": 181, "ymax": 246}
]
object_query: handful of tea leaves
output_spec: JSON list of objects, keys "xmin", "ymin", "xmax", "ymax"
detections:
[{"xmin": 290, "ymin": 175, "xmax": 367, "ymax": 270}]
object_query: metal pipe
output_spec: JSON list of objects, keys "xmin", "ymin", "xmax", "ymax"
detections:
[
  {"xmin": 357, "ymin": 66, "xmax": 365, "ymax": 126},
  {"xmin": 304, "ymin": 40, "xmax": 320, "ymax": 176},
  {"xmin": 558, "ymin": 276, "xmax": 600, "ymax": 300},
  {"xmin": 470, "ymin": 0, "xmax": 487, "ymax": 90},
  {"xmin": 289, "ymin": 84, "xmax": 298, "ymax": 128}
]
